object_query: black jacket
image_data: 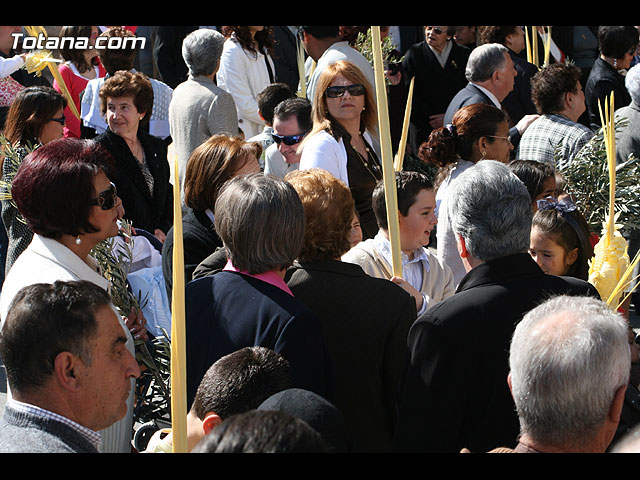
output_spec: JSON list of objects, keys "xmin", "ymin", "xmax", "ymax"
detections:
[
  {"xmin": 585, "ymin": 57, "xmax": 632, "ymax": 128},
  {"xmin": 94, "ymin": 128, "xmax": 173, "ymax": 235},
  {"xmin": 286, "ymin": 259, "xmax": 416, "ymax": 452},
  {"xmin": 392, "ymin": 253, "xmax": 600, "ymax": 453}
]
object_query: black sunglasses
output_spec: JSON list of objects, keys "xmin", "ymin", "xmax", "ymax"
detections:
[
  {"xmin": 272, "ymin": 132, "xmax": 308, "ymax": 146},
  {"xmin": 50, "ymin": 116, "xmax": 66, "ymax": 125},
  {"xmin": 90, "ymin": 182, "xmax": 118, "ymax": 210},
  {"xmin": 325, "ymin": 84, "xmax": 366, "ymax": 98}
]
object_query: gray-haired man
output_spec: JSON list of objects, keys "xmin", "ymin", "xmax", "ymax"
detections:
[{"xmin": 392, "ymin": 160, "xmax": 599, "ymax": 453}]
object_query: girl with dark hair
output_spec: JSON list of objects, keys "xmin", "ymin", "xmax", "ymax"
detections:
[
  {"xmin": 508, "ymin": 159, "xmax": 556, "ymax": 211},
  {"xmin": 217, "ymin": 27, "xmax": 276, "ymax": 138},
  {"xmin": 54, "ymin": 25, "xmax": 106, "ymax": 138},
  {"xmin": 529, "ymin": 198, "xmax": 594, "ymax": 281}
]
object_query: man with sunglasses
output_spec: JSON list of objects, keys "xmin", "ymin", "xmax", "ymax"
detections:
[{"xmin": 264, "ymin": 97, "xmax": 312, "ymax": 179}]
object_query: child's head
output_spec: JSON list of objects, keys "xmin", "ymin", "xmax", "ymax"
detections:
[
  {"xmin": 529, "ymin": 199, "xmax": 593, "ymax": 280},
  {"xmin": 256, "ymin": 83, "xmax": 295, "ymax": 127},
  {"xmin": 507, "ymin": 159, "xmax": 556, "ymax": 212},
  {"xmin": 372, "ymin": 171, "xmax": 437, "ymax": 253}
]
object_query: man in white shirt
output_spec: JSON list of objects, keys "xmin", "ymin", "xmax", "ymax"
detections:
[
  {"xmin": 264, "ymin": 97, "xmax": 312, "ymax": 179},
  {"xmin": 299, "ymin": 26, "xmax": 376, "ymax": 103}
]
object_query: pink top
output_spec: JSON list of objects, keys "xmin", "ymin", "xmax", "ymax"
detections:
[
  {"xmin": 53, "ymin": 60, "xmax": 106, "ymax": 138},
  {"xmin": 223, "ymin": 259, "xmax": 293, "ymax": 296}
]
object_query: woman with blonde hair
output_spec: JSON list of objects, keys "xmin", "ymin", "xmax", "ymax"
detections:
[
  {"xmin": 161, "ymin": 134, "xmax": 260, "ymax": 296},
  {"xmin": 299, "ymin": 60, "xmax": 381, "ymax": 240}
]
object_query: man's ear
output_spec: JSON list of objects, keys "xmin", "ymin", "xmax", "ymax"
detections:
[
  {"xmin": 609, "ymin": 384, "xmax": 628, "ymax": 424},
  {"xmin": 456, "ymin": 233, "xmax": 469, "ymax": 259},
  {"xmin": 53, "ymin": 352, "xmax": 82, "ymax": 393},
  {"xmin": 202, "ymin": 412, "xmax": 222, "ymax": 435}
]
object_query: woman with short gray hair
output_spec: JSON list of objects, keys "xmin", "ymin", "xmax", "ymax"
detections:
[
  {"xmin": 184, "ymin": 173, "xmax": 328, "ymax": 408},
  {"xmin": 169, "ymin": 29, "xmax": 238, "ymax": 201}
]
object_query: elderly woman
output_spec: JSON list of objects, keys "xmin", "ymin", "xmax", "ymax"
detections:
[
  {"xmin": 0, "ymin": 138, "xmax": 147, "ymax": 453},
  {"xmin": 161, "ymin": 134, "xmax": 261, "ymax": 296},
  {"xmin": 284, "ymin": 168, "xmax": 416, "ymax": 452},
  {"xmin": 517, "ymin": 62, "xmax": 594, "ymax": 165},
  {"xmin": 169, "ymin": 28, "xmax": 238, "ymax": 200},
  {"xmin": 477, "ymin": 26, "xmax": 538, "ymax": 125},
  {"xmin": 80, "ymin": 26, "xmax": 173, "ymax": 140},
  {"xmin": 1, "ymin": 86, "xmax": 67, "ymax": 276},
  {"xmin": 184, "ymin": 173, "xmax": 328, "ymax": 408},
  {"xmin": 299, "ymin": 60, "xmax": 382, "ymax": 240},
  {"xmin": 94, "ymin": 70, "xmax": 173, "ymax": 242},
  {"xmin": 401, "ymin": 26, "xmax": 471, "ymax": 154},
  {"xmin": 419, "ymin": 103, "xmax": 512, "ymax": 286},
  {"xmin": 585, "ymin": 26, "xmax": 639, "ymax": 128},
  {"xmin": 216, "ymin": 26, "xmax": 276, "ymax": 139}
]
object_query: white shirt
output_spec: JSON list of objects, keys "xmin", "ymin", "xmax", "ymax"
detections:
[
  {"xmin": 372, "ymin": 230, "xmax": 431, "ymax": 315},
  {"xmin": 470, "ymin": 83, "xmax": 501, "ymax": 109}
]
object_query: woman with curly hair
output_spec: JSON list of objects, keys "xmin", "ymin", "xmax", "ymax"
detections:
[
  {"xmin": 285, "ymin": 168, "xmax": 417, "ymax": 452},
  {"xmin": 418, "ymin": 103, "xmax": 512, "ymax": 285},
  {"xmin": 93, "ymin": 70, "xmax": 172, "ymax": 242},
  {"xmin": 216, "ymin": 26, "xmax": 276, "ymax": 138}
]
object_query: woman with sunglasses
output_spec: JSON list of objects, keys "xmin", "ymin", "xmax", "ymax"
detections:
[
  {"xmin": 94, "ymin": 70, "xmax": 173, "ymax": 243},
  {"xmin": 0, "ymin": 137, "xmax": 147, "ymax": 454},
  {"xmin": 1, "ymin": 86, "xmax": 67, "ymax": 278},
  {"xmin": 299, "ymin": 60, "xmax": 382, "ymax": 240},
  {"xmin": 585, "ymin": 26, "xmax": 639, "ymax": 128}
]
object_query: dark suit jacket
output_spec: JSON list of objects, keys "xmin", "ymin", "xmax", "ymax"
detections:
[
  {"xmin": 286, "ymin": 259, "xmax": 416, "ymax": 452},
  {"xmin": 94, "ymin": 128, "xmax": 173, "ymax": 235},
  {"xmin": 444, "ymin": 83, "xmax": 523, "ymax": 148},
  {"xmin": 185, "ymin": 270, "xmax": 329, "ymax": 408},
  {"xmin": 271, "ymin": 26, "xmax": 300, "ymax": 93},
  {"xmin": 153, "ymin": 26, "xmax": 198, "ymax": 89},
  {"xmin": 392, "ymin": 253, "xmax": 600, "ymax": 453},
  {"xmin": 585, "ymin": 57, "xmax": 632, "ymax": 128},
  {"xmin": 402, "ymin": 40, "xmax": 471, "ymax": 153},
  {"xmin": 502, "ymin": 49, "xmax": 538, "ymax": 125},
  {"xmin": 161, "ymin": 208, "xmax": 222, "ymax": 297}
]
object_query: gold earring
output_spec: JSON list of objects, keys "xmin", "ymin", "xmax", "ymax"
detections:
[{"xmin": 481, "ymin": 150, "xmax": 487, "ymax": 160}]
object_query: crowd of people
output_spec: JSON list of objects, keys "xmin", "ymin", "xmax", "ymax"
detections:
[{"xmin": 0, "ymin": 24, "xmax": 639, "ymax": 454}]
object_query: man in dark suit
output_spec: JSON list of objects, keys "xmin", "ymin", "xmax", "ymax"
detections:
[
  {"xmin": 392, "ymin": 161, "xmax": 600, "ymax": 453},
  {"xmin": 444, "ymin": 43, "xmax": 538, "ymax": 149},
  {"xmin": 271, "ymin": 26, "xmax": 301, "ymax": 93}
]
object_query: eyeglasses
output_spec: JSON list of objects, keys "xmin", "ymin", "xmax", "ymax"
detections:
[
  {"xmin": 90, "ymin": 182, "xmax": 118, "ymax": 210},
  {"xmin": 488, "ymin": 135, "xmax": 512, "ymax": 143},
  {"xmin": 325, "ymin": 84, "xmax": 366, "ymax": 98},
  {"xmin": 272, "ymin": 132, "xmax": 308, "ymax": 146},
  {"xmin": 426, "ymin": 26, "xmax": 446, "ymax": 35},
  {"xmin": 50, "ymin": 116, "xmax": 66, "ymax": 125}
]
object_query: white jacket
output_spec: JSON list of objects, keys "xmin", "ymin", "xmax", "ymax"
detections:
[{"xmin": 216, "ymin": 36, "xmax": 275, "ymax": 139}]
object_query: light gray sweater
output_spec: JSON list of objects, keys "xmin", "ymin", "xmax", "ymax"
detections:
[{"xmin": 0, "ymin": 404, "xmax": 99, "ymax": 453}]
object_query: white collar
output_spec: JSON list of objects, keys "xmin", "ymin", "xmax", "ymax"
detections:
[
  {"xmin": 471, "ymin": 83, "xmax": 502, "ymax": 109},
  {"xmin": 373, "ymin": 230, "xmax": 431, "ymax": 272}
]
